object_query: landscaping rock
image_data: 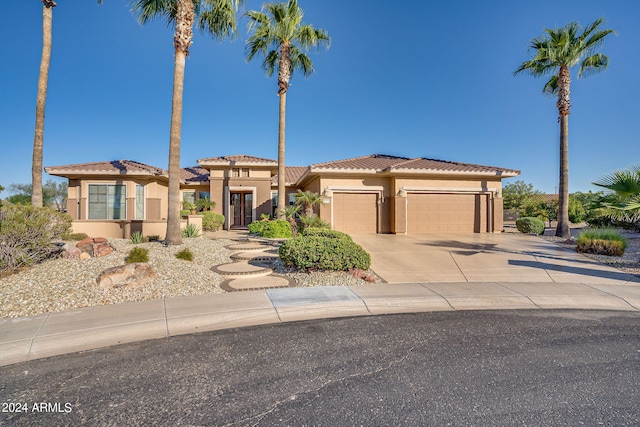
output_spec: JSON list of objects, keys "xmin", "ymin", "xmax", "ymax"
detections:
[
  {"xmin": 80, "ymin": 252, "xmax": 91, "ymax": 260},
  {"xmin": 76, "ymin": 237, "xmax": 113, "ymax": 258},
  {"xmin": 97, "ymin": 263, "xmax": 156, "ymax": 290},
  {"xmin": 63, "ymin": 246, "xmax": 81, "ymax": 259}
]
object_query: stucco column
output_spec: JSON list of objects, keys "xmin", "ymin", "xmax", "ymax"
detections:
[{"xmin": 394, "ymin": 189, "xmax": 407, "ymax": 234}]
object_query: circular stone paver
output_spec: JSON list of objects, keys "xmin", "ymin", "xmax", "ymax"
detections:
[
  {"xmin": 211, "ymin": 262, "xmax": 272, "ymax": 278},
  {"xmin": 231, "ymin": 252, "xmax": 280, "ymax": 262},
  {"xmin": 225, "ymin": 243, "xmax": 271, "ymax": 252},
  {"xmin": 221, "ymin": 275, "xmax": 294, "ymax": 291}
]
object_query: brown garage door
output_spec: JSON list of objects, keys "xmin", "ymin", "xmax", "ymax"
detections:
[
  {"xmin": 333, "ymin": 192, "xmax": 377, "ymax": 234},
  {"xmin": 408, "ymin": 193, "xmax": 483, "ymax": 233}
]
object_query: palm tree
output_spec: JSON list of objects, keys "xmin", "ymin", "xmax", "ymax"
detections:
[
  {"xmin": 31, "ymin": 0, "xmax": 57, "ymax": 207},
  {"xmin": 593, "ymin": 165, "xmax": 640, "ymax": 223},
  {"xmin": 515, "ymin": 18, "xmax": 614, "ymax": 238},
  {"xmin": 130, "ymin": 0, "xmax": 241, "ymax": 245},
  {"xmin": 293, "ymin": 190, "xmax": 322, "ymax": 216},
  {"xmin": 245, "ymin": 0, "xmax": 329, "ymax": 220},
  {"xmin": 277, "ymin": 204, "xmax": 301, "ymax": 236}
]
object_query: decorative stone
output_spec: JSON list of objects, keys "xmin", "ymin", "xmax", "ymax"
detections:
[
  {"xmin": 93, "ymin": 242, "xmax": 114, "ymax": 257},
  {"xmin": 77, "ymin": 237, "xmax": 94, "ymax": 247},
  {"xmin": 97, "ymin": 263, "xmax": 156, "ymax": 290},
  {"xmin": 79, "ymin": 252, "xmax": 91, "ymax": 260},
  {"xmin": 77, "ymin": 243, "xmax": 94, "ymax": 257},
  {"xmin": 63, "ymin": 246, "xmax": 81, "ymax": 259},
  {"xmin": 93, "ymin": 237, "xmax": 108, "ymax": 244}
]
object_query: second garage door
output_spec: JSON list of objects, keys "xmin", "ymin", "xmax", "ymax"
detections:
[
  {"xmin": 333, "ymin": 192, "xmax": 378, "ymax": 234},
  {"xmin": 408, "ymin": 193, "xmax": 483, "ymax": 233}
]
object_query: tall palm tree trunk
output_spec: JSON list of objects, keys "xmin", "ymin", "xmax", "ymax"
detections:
[
  {"xmin": 32, "ymin": 1, "xmax": 55, "ymax": 207},
  {"xmin": 165, "ymin": 0, "xmax": 194, "ymax": 245},
  {"xmin": 556, "ymin": 65, "xmax": 571, "ymax": 238},
  {"xmin": 276, "ymin": 91, "xmax": 287, "ymax": 220}
]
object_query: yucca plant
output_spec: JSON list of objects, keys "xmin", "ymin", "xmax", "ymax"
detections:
[
  {"xmin": 130, "ymin": 231, "xmax": 145, "ymax": 244},
  {"xmin": 181, "ymin": 224, "xmax": 201, "ymax": 238}
]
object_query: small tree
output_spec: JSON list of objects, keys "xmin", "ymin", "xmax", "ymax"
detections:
[
  {"xmin": 503, "ymin": 180, "xmax": 542, "ymax": 211},
  {"xmin": 294, "ymin": 190, "xmax": 322, "ymax": 216}
]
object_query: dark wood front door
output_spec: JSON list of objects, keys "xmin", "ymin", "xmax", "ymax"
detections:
[{"xmin": 231, "ymin": 192, "xmax": 253, "ymax": 227}]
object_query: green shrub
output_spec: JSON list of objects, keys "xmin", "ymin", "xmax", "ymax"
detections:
[
  {"xmin": 259, "ymin": 220, "xmax": 293, "ymax": 238},
  {"xmin": 249, "ymin": 220, "xmax": 292, "ymax": 238},
  {"xmin": 126, "ymin": 247, "xmax": 149, "ymax": 263},
  {"xmin": 301, "ymin": 228, "xmax": 352, "ymax": 241},
  {"xmin": 568, "ymin": 197, "xmax": 586, "ymax": 223},
  {"xmin": 279, "ymin": 236, "xmax": 371, "ymax": 271},
  {"xmin": 175, "ymin": 248, "xmax": 194, "ymax": 261},
  {"xmin": 62, "ymin": 232, "xmax": 89, "ymax": 241},
  {"xmin": 130, "ymin": 231, "xmax": 145, "ymax": 244},
  {"xmin": 181, "ymin": 224, "xmax": 201, "ymax": 238},
  {"xmin": 202, "ymin": 212, "xmax": 225, "ymax": 231},
  {"xmin": 248, "ymin": 220, "xmax": 267, "ymax": 235},
  {"xmin": 576, "ymin": 229, "xmax": 627, "ymax": 256},
  {"xmin": 516, "ymin": 217, "xmax": 545, "ymax": 235},
  {"xmin": 180, "ymin": 209, "xmax": 191, "ymax": 217},
  {"xmin": 0, "ymin": 205, "xmax": 72, "ymax": 273}
]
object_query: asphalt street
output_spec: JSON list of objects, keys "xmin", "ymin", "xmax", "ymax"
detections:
[{"xmin": 1, "ymin": 310, "xmax": 639, "ymax": 426}]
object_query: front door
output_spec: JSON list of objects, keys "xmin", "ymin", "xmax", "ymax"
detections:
[{"xmin": 231, "ymin": 192, "xmax": 253, "ymax": 227}]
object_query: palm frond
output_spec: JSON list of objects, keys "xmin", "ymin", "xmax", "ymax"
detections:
[{"xmin": 578, "ymin": 53, "xmax": 609, "ymax": 78}]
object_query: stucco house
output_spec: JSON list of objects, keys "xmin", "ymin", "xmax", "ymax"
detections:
[{"xmin": 45, "ymin": 154, "xmax": 520, "ymax": 238}]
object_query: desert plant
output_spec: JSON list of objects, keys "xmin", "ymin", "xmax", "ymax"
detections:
[
  {"xmin": 279, "ymin": 236, "xmax": 371, "ymax": 271},
  {"xmin": 277, "ymin": 204, "xmax": 301, "ymax": 237},
  {"xmin": 126, "ymin": 247, "xmax": 149, "ymax": 263},
  {"xmin": 175, "ymin": 248, "xmax": 194, "ymax": 261},
  {"xmin": 196, "ymin": 196, "xmax": 215, "ymax": 212},
  {"xmin": 180, "ymin": 209, "xmax": 191, "ymax": 217},
  {"xmin": 576, "ymin": 228, "xmax": 627, "ymax": 256},
  {"xmin": 294, "ymin": 190, "xmax": 323, "ymax": 216},
  {"xmin": 202, "ymin": 212, "xmax": 225, "ymax": 231},
  {"xmin": 62, "ymin": 231, "xmax": 89, "ymax": 241},
  {"xmin": 516, "ymin": 217, "xmax": 545, "ymax": 235},
  {"xmin": 0, "ymin": 205, "xmax": 72, "ymax": 273},
  {"xmin": 181, "ymin": 224, "xmax": 201, "ymax": 238},
  {"xmin": 298, "ymin": 214, "xmax": 330, "ymax": 232},
  {"xmin": 182, "ymin": 201, "xmax": 197, "ymax": 212},
  {"xmin": 130, "ymin": 231, "xmax": 145, "ymax": 244}
]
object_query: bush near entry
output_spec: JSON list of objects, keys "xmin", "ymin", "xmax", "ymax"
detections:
[
  {"xmin": 249, "ymin": 219, "xmax": 292, "ymax": 238},
  {"xmin": 516, "ymin": 217, "xmax": 545, "ymax": 235},
  {"xmin": 279, "ymin": 236, "xmax": 371, "ymax": 271},
  {"xmin": 301, "ymin": 228, "xmax": 352, "ymax": 240},
  {"xmin": 0, "ymin": 205, "xmax": 71, "ymax": 273},
  {"xmin": 202, "ymin": 212, "xmax": 225, "ymax": 231}
]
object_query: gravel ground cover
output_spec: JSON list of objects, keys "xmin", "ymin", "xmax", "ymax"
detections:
[{"xmin": 0, "ymin": 237, "xmax": 379, "ymax": 319}]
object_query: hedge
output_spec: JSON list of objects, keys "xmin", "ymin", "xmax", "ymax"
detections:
[
  {"xmin": 249, "ymin": 219, "xmax": 292, "ymax": 238},
  {"xmin": 301, "ymin": 228, "xmax": 352, "ymax": 241},
  {"xmin": 279, "ymin": 236, "xmax": 371, "ymax": 271},
  {"xmin": 516, "ymin": 217, "xmax": 545, "ymax": 235}
]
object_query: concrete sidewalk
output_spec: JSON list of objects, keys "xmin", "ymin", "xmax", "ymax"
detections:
[{"xmin": 2, "ymin": 282, "xmax": 640, "ymax": 367}]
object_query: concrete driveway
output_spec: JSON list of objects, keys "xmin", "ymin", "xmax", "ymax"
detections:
[{"xmin": 352, "ymin": 233, "xmax": 640, "ymax": 285}]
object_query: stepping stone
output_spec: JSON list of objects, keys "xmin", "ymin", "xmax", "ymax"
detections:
[
  {"xmin": 225, "ymin": 243, "xmax": 271, "ymax": 252},
  {"xmin": 212, "ymin": 262, "xmax": 272, "ymax": 278},
  {"xmin": 222, "ymin": 275, "xmax": 294, "ymax": 291},
  {"xmin": 231, "ymin": 252, "xmax": 280, "ymax": 262}
]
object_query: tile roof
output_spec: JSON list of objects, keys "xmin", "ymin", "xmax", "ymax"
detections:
[
  {"xmin": 45, "ymin": 160, "xmax": 166, "ymax": 176},
  {"xmin": 197, "ymin": 154, "xmax": 277, "ymax": 166},
  {"xmin": 310, "ymin": 154, "xmax": 410, "ymax": 171},
  {"xmin": 271, "ymin": 166, "xmax": 309, "ymax": 185},
  {"xmin": 309, "ymin": 154, "xmax": 519, "ymax": 176},
  {"xmin": 180, "ymin": 166, "xmax": 210, "ymax": 183}
]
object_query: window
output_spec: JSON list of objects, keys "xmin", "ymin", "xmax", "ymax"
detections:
[
  {"xmin": 88, "ymin": 184, "xmax": 126, "ymax": 220},
  {"xmin": 271, "ymin": 191, "xmax": 296, "ymax": 216},
  {"xmin": 232, "ymin": 168, "xmax": 250, "ymax": 178},
  {"xmin": 135, "ymin": 185, "xmax": 144, "ymax": 220},
  {"xmin": 182, "ymin": 191, "xmax": 195, "ymax": 205}
]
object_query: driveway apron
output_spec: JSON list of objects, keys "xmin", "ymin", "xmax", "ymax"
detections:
[{"xmin": 352, "ymin": 233, "xmax": 640, "ymax": 285}]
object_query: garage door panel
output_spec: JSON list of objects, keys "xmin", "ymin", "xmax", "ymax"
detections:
[
  {"xmin": 408, "ymin": 193, "xmax": 482, "ymax": 234},
  {"xmin": 333, "ymin": 193, "xmax": 377, "ymax": 234}
]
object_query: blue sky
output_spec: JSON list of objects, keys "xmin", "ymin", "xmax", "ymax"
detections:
[{"xmin": 1, "ymin": 0, "xmax": 638, "ymax": 196}]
